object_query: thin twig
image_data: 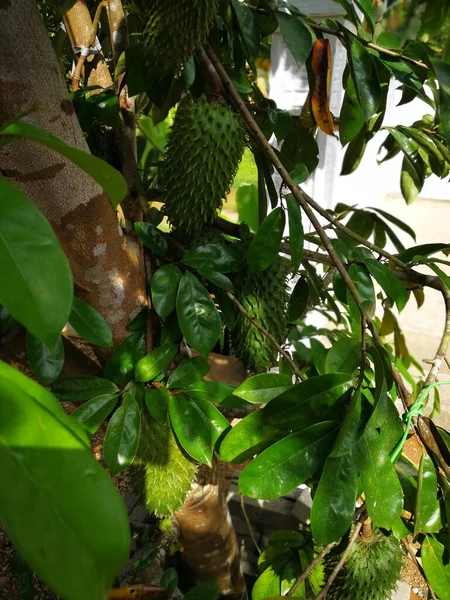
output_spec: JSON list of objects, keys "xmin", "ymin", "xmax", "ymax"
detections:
[
  {"xmin": 286, "ymin": 542, "xmax": 337, "ymax": 596},
  {"xmin": 315, "ymin": 522, "xmax": 363, "ymax": 600},
  {"xmin": 195, "ymin": 46, "xmax": 226, "ymax": 102},
  {"xmin": 424, "ymin": 286, "xmax": 450, "ymax": 387},
  {"xmin": 401, "ymin": 539, "xmax": 438, "ymax": 600},
  {"xmin": 240, "ymin": 495, "xmax": 261, "ymax": 554},
  {"xmin": 227, "ymin": 292, "xmax": 303, "ymax": 380},
  {"xmin": 72, "ymin": 1, "xmax": 108, "ymax": 91},
  {"xmin": 203, "ymin": 43, "xmax": 366, "ymax": 320},
  {"xmin": 242, "ymin": 3, "xmax": 428, "ymax": 71}
]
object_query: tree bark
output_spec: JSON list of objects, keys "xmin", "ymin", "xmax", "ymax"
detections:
[{"xmin": 0, "ymin": 0, "xmax": 146, "ymax": 346}]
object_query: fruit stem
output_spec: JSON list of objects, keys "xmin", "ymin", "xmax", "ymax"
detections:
[{"xmin": 361, "ymin": 517, "xmax": 375, "ymax": 544}]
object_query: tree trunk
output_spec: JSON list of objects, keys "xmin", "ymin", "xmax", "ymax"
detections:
[{"xmin": 0, "ymin": 0, "xmax": 146, "ymax": 346}]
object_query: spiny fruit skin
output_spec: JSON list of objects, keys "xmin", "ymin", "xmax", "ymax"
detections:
[
  {"xmin": 159, "ymin": 101, "xmax": 246, "ymax": 235},
  {"xmin": 231, "ymin": 258, "xmax": 290, "ymax": 373},
  {"xmin": 324, "ymin": 530, "xmax": 403, "ymax": 600},
  {"xmin": 132, "ymin": 411, "xmax": 197, "ymax": 518},
  {"xmin": 137, "ymin": 0, "xmax": 219, "ymax": 74}
]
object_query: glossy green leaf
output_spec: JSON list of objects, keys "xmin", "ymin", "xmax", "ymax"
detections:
[
  {"xmin": 252, "ymin": 565, "xmax": 281, "ymax": 600},
  {"xmin": 363, "ymin": 259, "xmax": 408, "ymax": 311},
  {"xmin": 71, "ymin": 394, "xmax": 118, "ymax": 435},
  {"xmin": 197, "ymin": 268, "xmax": 234, "ymax": 292},
  {"xmin": 182, "ymin": 244, "xmax": 243, "ymax": 274},
  {"xmin": 415, "ymin": 450, "xmax": 438, "ymax": 535},
  {"xmin": 341, "ymin": 125, "xmax": 368, "ymax": 175},
  {"xmin": 0, "ymin": 361, "xmax": 130, "ymax": 600},
  {"xmin": 52, "ymin": 376, "xmax": 118, "ymax": 402},
  {"xmin": 0, "ymin": 122, "xmax": 127, "ymax": 208},
  {"xmin": 331, "ymin": 389, "xmax": 367, "ymax": 457},
  {"xmin": 276, "ymin": 11, "xmax": 313, "ymax": 68},
  {"xmin": 340, "ymin": 210, "xmax": 374, "ymax": 247},
  {"xmin": 340, "ymin": 78, "xmax": 365, "ymax": 146},
  {"xmin": 398, "ymin": 243, "xmax": 450, "ymax": 263},
  {"xmin": 247, "ymin": 207, "xmax": 285, "ymax": 272},
  {"xmin": 232, "ymin": 0, "xmax": 260, "ymax": 65},
  {"xmin": 184, "ymin": 581, "xmax": 220, "ymax": 600},
  {"xmin": 135, "ymin": 343, "xmax": 178, "ymax": 383},
  {"xmin": 239, "ymin": 422, "xmax": 338, "ymax": 499},
  {"xmin": 325, "ymin": 338, "xmax": 361, "ymax": 374},
  {"xmin": 347, "ymin": 264, "xmax": 376, "ymax": 324},
  {"xmin": 288, "ymin": 276, "xmax": 309, "ymax": 322},
  {"xmin": 354, "ymin": 0, "xmax": 374, "ymax": 32},
  {"xmin": 233, "ymin": 374, "xmax": 293, "ymax": 404},
  {"xmin": 347, "ymin": 34, "xmax": 381, "ymax": 119},
  {"xmin": 26, "ymin": 333, "xmax": 64, "ymax": 385},
  {"xmin": 422, "ymin": 536, "xmax": 450, "ymax": 600},
  {"xmin": 167, "ymin": 356, "xmax": 210, "ymax": 389},
  {"xmin": 0, "ymin": 177, "xmax": 73, "ymax": 348},
  {"xmin": 286, "ymin": 195, "xmax": 304, "ymax": 272},
  {"xmin": 311, "ymin": 451, "xmax": 358, "ymax": 545},
  {"xmin": 220, "ymin": 410, "xmax": 283, "ymax": 464},
  {"xmin": 264, "ymin": 373, "xmax": 353, "ymax": 430},
  {"xmin": 433, "ymin": 59, "xmax": 450, "ymax": 146},
  {"xmin": 169, "ymin": 395, "xmax": 229, "ymax": 466},
  {"xmin": 236, "ymin": 184, "xmax": 259, "ymax": 232},
  {"xmin": 185, "ymin": 381, "xmax": 235, "ymax": 404},
  {"xmin": 69, "ymin": 297, "xmax": 113, "ymax": 348},
  {"xmin": 103, "ymin": 388, "xmax": 141, "ymax": 476},
  {"xmin": 134, "ymin": 222, "xmax": 168, "ymax": 256},
  {"xmin": 151, "ymin": 265, "xmax": 182, "ymax": 318},
  {"xmin": 400, "ymin": 154, "xmax": 425, "ymax": 204},
  {"xmin": 214, "ymin": 286, "xmax": 237, "ymax": 330},
  {"xmin": 358, "ymin": 427, "xmax": 403, "ymax": 528},
  {"xmin": 370, "ymin": 207, "xmax": 416, "ymax": 242},
  {"xmin": 144, "ymin": 387, "xmax": 169, "ymax": 424},
  {"xmin": 397, "ymin": 126, "xmax": 447, "ymax": 177},
  {"xmin": 176, "ymin": 272, "xmax": 221, "ymax": 356}
]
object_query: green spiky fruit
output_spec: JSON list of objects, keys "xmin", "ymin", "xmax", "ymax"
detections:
[
  {"xmin": 231, "ymin": 258, "xmax": 290, "ymax": 373},
  {"xmin": 132, "ymin": 412, "xmax": 197, "ymax": 518},
  {"xmin": 137, "ymin": 0, "xmax": 219, "ymax": 74},
  {"xmin": 324, "ymin": 529, "xmax": 402, "ymax": 600},
  {"xmin": 159, "ymin": 101, "xmax": 246, "ymax": 234}
]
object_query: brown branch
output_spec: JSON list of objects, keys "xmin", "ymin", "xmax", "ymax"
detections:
[
  {"xmin": 226, "ymin": 291, "xmax": 303, "ymax": 380},
  {"xmin": 286, "ymin": 541, "xmax": 337, "ymax": 596},
  {"xmin": 424, "ymin": 286, "xmax": 450, "ymax": 387},
  {"xmin": 315, "ymin": 521, "xmax": 363, "ymax": 600},
  {"xmin": 71, "ymin": 1, "xmax": 108, "ymax": 91},
  {"xmin": 106, "ymin": 0, "xmax": 127, "ymax": 66},
  {"xmin": 401, "ymin": 539, "xmax": 438, "ymax": 600},
  {"xmin": 195, "ymin": 46, "xmax": 226, "ymax": 102},
  {"xmin": 242, "ymin": 3, "xmax": 428, "ymax": 71}
]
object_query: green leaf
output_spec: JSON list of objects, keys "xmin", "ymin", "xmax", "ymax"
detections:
[
  {"xmin": 134, "ymin": 222, "xmax": 168, "ymax": 256},
  {"xmin": 135, "ymin": 343, "xmax": 178, "ymax": 383},
  {"xmin": 196, "ymin": 268, "xmax": 234, "ymax": 292},
  {"xmin": 363, "ymin": 259, "xmax": 408, "ymax": 311},
  {"xmin": 52, "ymin": 376, "xmax": 118, "ymax": 402},
  {"xmin": 239, "ymin": 422, "xmax": 338, "ymax": 499},
  {"xmin": 422, "ymin": 536, "xmax": 450, "ymax": 600},
  {"xmin": 69, "ymin": 297, "xmax": 113, "ymax": 348},
  {"xmin": 253, "ymin": 564, "xmax": 281, "ymax": 600},
  {"xmin": 354, "ymin": 0, "xmax": 375, "ymax": 32},
  {"xmin": 26, "ymin": 333, "xmax": 64, "ymax": 385},
  {"xmin": 185, "ymin": 381, "xmax": 236, "ymax": 404},
  {"xmin": 236, "ymin": 184, "xmax": 259, "ymax": 232},
  {"xmin": 357, "ymin": 427, "xmax": 403, "ymax": 528},
  {"xmin": 0, "ymin": 361, "xmax": 130, "ymax": 600},
  {"xmin": 385, "ymin": 128, "xmax": 425, "ymax": 203},
  {"xmin": 167, "ymin": 356, "xmax": 210, "ymax": 389},
  {"xmin": 233, "ymin": 374, "xmax": 293, "ymax": 404},
  {"xmin": 169, "ymin": 395, "xmax": 229, "ymax": 467},
  {"xmin": 347, "ymin": 264, "xmax": 376, "ymax": 324},
  {"xmin": 286, "ymin": 195, "xmax": 304, "ymax": 272},
  {"xmin": 176, "ymin": 272, "xmax": 221, "ymax": 356},
  {"xmin": 276, "ymin": 11, "xmax": 314, "ymax": 68},
  {"xmin": 144, "ymin": 387, "xmax": 169, "ymax": 425},
  {"xmin": 104, "ymin": 330, "xmax": 145, "ymax": 386},
  {"xmin": 232, "ymin": 0, "xmax": 260, "ymax": 65},
  {"xmin": 433, "ymin": 59, "xmax": 450, "ymax": 146},
  {"xmin": 151, "ymin": 265, "xmax": 182, "ymax": 318},
  {"xmin": 184, "ymin": 581, "xmax": 220, "ymax": 600},
  {"xmin": 0, "ymin": 177, "xmax": 73, "ymax": 348},
  {"xmin": 104, "ymin": 388, "xmax": 141, "ymax": 476},
  {"xmin": 415, "ymin": 450, "xmax": 438, "ymax": 535},
  {"xmin": 310, "ymin": 451, "xmax": 358, "ymax": 545},
  {"xmin": 340, "ymin": 77, "xmax": 365, "ymax": 145},
  {"xmin": 288, "ymin": 276, "xmax": 309, "ymax": 322},
  {"xmin": 341, "ymin": 125, "xmax": 368, "ymax": 175},
  {"xmin": 161, "ymin": 568, "xmax": 178, "ymax": 594},
  {"xmin": 331, "ymin": 389, "xmax": 367, "ymax": 457},
  {"xmin": 264, "ymin": 373, "xmax": 354, "ymax": 430},
  {"xmin": 0, "ymin": 122, "xmax": 126, "ymax": 208},
  {"xmin": 398, "ymin": 243, "xmax": 450, "ymax": 263},
  {"xmin": 325, "ymin": 338, "xmax": 361, "ymax": 374},
  {"xmin": 247, "ymin": 207, "xmax": 285, "ymax": 271},
  {"xmin": 347, "ymin": 34, "xmax": 381, "ymax": 120},
  {"xmin": 182, "ymin": 244, "xmax": 243, "ymax": 273},
  {"xmin": 71, "ymin": 394, "xmax": 118, "ymax": 435},
  {"xmin": 370, "ymin": 207, "xmax": 416, "ymax": 242},
  {"xmin": 219, "ymin": 410, "xmax": 283, "ymax": 464}
]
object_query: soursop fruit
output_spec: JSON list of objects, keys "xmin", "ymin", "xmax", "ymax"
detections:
[
  {"xmin": 324, "ymin": 529, "xmax": 402, "ymax": 600},
  {"xmin": 137, "ymin": 0, "xmax": 219, "ymax": 74},
  {"xmin": 132, "ymin": 411, "xmax": 197, "ymax": 518},
  {"xmin": 231, "ymin": 258, "xmax": 290, "ymax": 373},
  {"xmin": 159, "ymin": 101, "xmax": 246, "ymax": 235}
]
